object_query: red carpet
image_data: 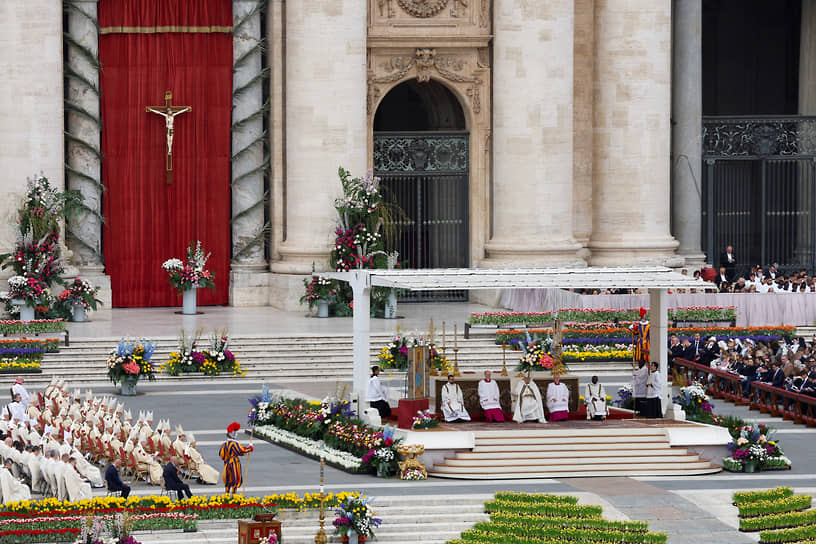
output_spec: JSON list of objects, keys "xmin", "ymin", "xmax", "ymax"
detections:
[{"xmin": 388, "ymin": 405, "xmax": 632, "ymax": 427}]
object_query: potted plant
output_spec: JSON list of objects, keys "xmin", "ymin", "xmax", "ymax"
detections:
[
  {"xmin": 6, "ymin": 275, "xmax": 46, "ymax": 321},
  {"xmin": 162, "ymin": 241, "xmax": 216, "ymax": 315},
  {"xmin": 58, "ymin": 278, "xmax": 101, "ymax": 322},
  {"xmin": 299, "ymin": 275, "xmax": 336, "ymax": 318},
  {"xmin": 106, "ymin": 338, "xmax": 158, "ymax": 396},
  {"xmin": 332, "ymin": 495, "xmax": 381, "ymax": 543}
]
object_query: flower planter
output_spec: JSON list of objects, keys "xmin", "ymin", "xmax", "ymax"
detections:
[
  {"xmin": 120, "ymin": 376, "xmax": 139, "ymax": 396},
  {"xmin": 17, "ymin": 304, "xmax": 34, "ymax": 322},
  {"xmin": 384, "ymin": 289, "xmax": 397, "ymax": 319},
  {"xmin": 341, "ymin": 533, "xmax": 366, "ymax": 543},
  {"xmin": 72, "ymin": 302, "xmax": 86, "ymax": 323},
  {"xmin": 744, "ymin": 460, "xmax": 758, "ymax": 473},
  {"xmin": 182, "ymin": 287, "xmax": 197, "ymax": 315},
  {"xmin": 317, "ymin": 299, "xmax": 329, "ymax": 318}
]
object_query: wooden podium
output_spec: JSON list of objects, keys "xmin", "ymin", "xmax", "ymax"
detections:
[{"xmin": 238, "ymin": 519, "xmax": 281, "ymax": 544}]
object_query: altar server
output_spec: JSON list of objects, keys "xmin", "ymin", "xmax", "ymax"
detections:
[
  {"xmin": 585, "ymin": 375, "xmax": 609, "ymax": 421},
  {"xmin": 512, "ymin": 374, "xmax": 546, "ymax": 424},
  {"xmin": 546, "ymin": 374, "xmax": 570, "ymax": 422},
  {"xmin": 645, "ymin": 362, "xmax": 663, "ymax": 418},
  {"xmin": 219, "ymin": 422, "xmax": 253, "ymax": 494},
  {"xmin": 366, "ymin": 366, "xmax": 391, "ymax": 418},
  {"xmin": 440, "ymin": 374, "xmax": 470, "ymax": 422},
  {"xmin": 477, "ymin": 370, "xmax": 504, "ymax": 422}
]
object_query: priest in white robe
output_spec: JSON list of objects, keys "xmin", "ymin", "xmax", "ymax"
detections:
[
  {"xmin": 584, "ymin": 375, "xmax": 609, "ymax": 421},
  {"xmin": 546, "ymin": 374, "xmax": 570, "ymax": 422},
  {"xmin": 632, "ymin": 361, "xmax": 649, "ymax": 416},
  {"xmin": 63, "ymin": 457, "xmax": 91, "ymax": 501},
  {"xmin": 512, "ymin": 375, "xmax": 546, "ymax": 423},
  {"xmin": 645, "ymin": 362, "xmax": 663, "ymax": 418},
  {"xmin": 440, "ymin": 375, "xmax": 471, "ymax": 422},
  {"xmin": 185, "ymin": 433, "xmax": 219, "ymax": 484},
  {"xmin": 0, "ymin": 459, "xmax": 30, "ymax": 503},
  {"xmin": 477, "ymin": 370, "xmax": 505, "ymax": 422}
]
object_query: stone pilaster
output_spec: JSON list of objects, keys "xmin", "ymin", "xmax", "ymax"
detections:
[
  {"xmin": 794, "ymin": 0, "xmax": 816, "ymax": 267},
  {"xmin": 671, "ymin": 0, "xmax": 706, "ymax": 268},
  {"xmin": 230, "ymin": 0, "xmax": 270, "ymax": 306},
  {"xmin": 800, "ymin": 0, "xmax": 816, "ymax": 116},
  {"xmin": 589, "ymin": 0, "xmax": 680, "ymax": 266},
  {"xmin": 573, "ymin": 0, "xmax": 594, "ymax": 255},
  {"xmin": 484, "ymin": 0, "xmax": 583, "ymax": 267},
  {"xmin": 269, "ymin": 0, "xmax": 367, "ymax": 278}
]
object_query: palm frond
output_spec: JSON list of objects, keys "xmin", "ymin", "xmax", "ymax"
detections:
[
  {"xmin": 233, "ymin": 1, "xmax": 265, "ymax": 36},
  {"xmin": 232, "ymin": 156, "xmax": 270, "ymax": 187},
  {"xmin": 232, "ymin": 222, "xmax": 270, "ymax": 260},
  {"xmin": 64, "ymin": 100, "xmax": 102, "ymax": 128},
  {"xmin": 63, "ymin": 33, "xmax": 100, "ymax": 71},
  {"xmin": 233, "ymin": 39, "xmax": 266, "ymax": 70},
  {"xmin": 64, "ymin": 66, "xmax": 100, "ymax": 95},
  {"xmin": 64, "ymin": 165, "xmax": 104, "ymax": 191},
  {"xmin": 231, "ymin": 132, "xmax": 267, "ymax": 163},
  {"xmin": 64, "ymin": 1, "xmax": 100, "ymax": 31},
  {"xmin": 64, "ymin": 131, "xmax": 102, "ymax": 159},
  {"xmin": 231, "ymin": 192, "xmax": 269, "ymax": 224},
  {"xmin": 233, "ymin": 68, "xmax": 270, "ymax": 102},
  {"xmin": 231, "ymin": 100, "xmax": 270, "ymax": 131}
]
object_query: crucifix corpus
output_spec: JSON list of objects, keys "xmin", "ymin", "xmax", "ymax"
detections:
[{"xmin": 146, "ymin": 90, "xmax": 191, "ymax": 184}]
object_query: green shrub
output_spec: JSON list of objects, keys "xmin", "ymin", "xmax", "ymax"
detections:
[
  {"xmin": 741, "ymin": 508, "xmax": 816, "ymax": 531},
  {"xmin": 734, "ymin": 487, "xmax": 794, "ymax": 505},
  {"xmin": 760, "ymin": 523, "xmax": 816, "ymax": 543},
  {"xmin": 739, "ymin": 495, "xmax": 812, "ymax": 518}
]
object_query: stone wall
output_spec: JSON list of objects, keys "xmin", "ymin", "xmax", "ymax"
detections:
[{"xmin": 0, "ymin": 1, "xmax": 64, "ymax": 255}]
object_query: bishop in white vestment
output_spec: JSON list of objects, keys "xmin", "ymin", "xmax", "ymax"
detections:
[
  {"xmin": 0, "ymin": 460, "xmax": 30, "ymax": 503},
  {"xmin": 477, "ymin": 370, "xmax": 505, "ymax": 422},
  {"xmin": 441, "ymin": 375, "xmax": 471, "ymax": 422},
  {"xmin": 584, "ymin": 376, "xmax": 609, "ymax": 420},
  {"xmin": 512, "ymin": 376, "xmax": 546, "ymax": 423},
  {"xmin": 63, "ymin": 458, "xmax": 91, "ymax": 501}
]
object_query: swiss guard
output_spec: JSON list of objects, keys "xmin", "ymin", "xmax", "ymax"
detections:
[
  {"xmin": 219, "ymin": 422, "xmax": 253, "ymax": 494},
  {"xmin": 631, "ymin": 307, "xmax": 650, "ymax": 363}
]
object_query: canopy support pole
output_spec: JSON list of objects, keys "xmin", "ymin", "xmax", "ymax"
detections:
[
  {"xmin": 649, "ymin": 288, "xmax": 670, "ymax": 416},
  {"xmin": 350, "ymin": 270, "xmax": 372, "ymax": 410}
]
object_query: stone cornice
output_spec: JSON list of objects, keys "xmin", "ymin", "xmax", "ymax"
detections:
[{"xmin": 367, "ymin": 35, "xmax": 492, "ymax": 48}]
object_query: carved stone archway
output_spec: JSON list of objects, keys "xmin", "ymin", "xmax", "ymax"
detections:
[{"xmin": 367, "ymin": 44, "xmax": 491, "ymax": 269}]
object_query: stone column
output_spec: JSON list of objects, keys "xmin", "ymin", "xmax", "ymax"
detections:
[
  {"xmin": 589, "ymin": 0, "xmax": 680, "ymax": 266},
  {"xmin": 269, "ymin": 0, "xmax": 367, "ymax": 308},
  {"xmin": 795, "ymin": 0, "xmax": 816, "ymax": 268},
  {"xmin": 484, "ymin": 0, "xmax": 583, "ymax": 267},
  {"xmin": 800, "ymin": 0, "xmax": 816, "ymax": 116},
  {"xmin": 671, "ymin": 0, "xmax": 706, "ymax": 268},
  {"xmin": 230, "ymin": 0, "xmax": 269, "ymax": 306}
]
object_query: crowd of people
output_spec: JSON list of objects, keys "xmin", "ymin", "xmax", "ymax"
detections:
[
  {"xmin": 668, "ymin": 333, "xmax": 816, "ymax": 397},
  {"xmin": 0, "ymin": 376, "xmax": 253, "ymax": 504}
]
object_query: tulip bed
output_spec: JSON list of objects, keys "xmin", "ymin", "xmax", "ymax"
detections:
[
  {"xmin": 447, "ymin": 492, "xmax": 667, "ymax": 544},
  {"xmin": 470, "ymin": 307, "xmax": 737, "ymax": 327},
  {"xmin": 0, "ymin": 320, "xmax": 66, "ymax": 335},
  {"xmin": 0, "ymin": 492, "xmax": 358, "ymax": 543},
  {"xmin": 733, "ymin": 487, "xmax": 816, "ymax": 541}
]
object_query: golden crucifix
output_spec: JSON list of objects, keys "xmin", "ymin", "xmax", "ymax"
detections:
[{"xmin": 146, "ymin": 91, "xmax": 191, "ymax": 184}]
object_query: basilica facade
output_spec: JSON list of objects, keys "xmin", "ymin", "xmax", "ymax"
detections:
[{"xmin": 0, "ymin": 0, "xmax": 812, "ymax": 310}]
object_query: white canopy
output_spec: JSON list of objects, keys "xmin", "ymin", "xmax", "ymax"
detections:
[{"xmin": 326, "ymin": 267, "xmax": 696, "ymax": 416}]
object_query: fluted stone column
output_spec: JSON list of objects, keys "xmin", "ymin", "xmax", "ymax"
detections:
[
  {"xmin": 589, "ymin": 0, "xmax": 680, "ymax": 266},
  {"xmin": 271, "ymin": 0, "xmax": 367, "ymax": 277},
  {"xmin": 573, "ymin": 0, "xmax": 595, "ymax": 256},
  {"xmin": 64, "ymin": 0, "xmax": 111, "ymax": 312},
  {"xmin": 671, "ymin": 0, "xmax": 706, "ymax": 268},
  {"xmin": 485, "ymin": 0, "xmax": 583, "ymax": 267},
  {"xmin": 230, "ymin": 0, "xmax": 269, "ymax": 306},
  {"xmin": 795, "ymin": 0, "xmax": 816, "ymax": 266}
]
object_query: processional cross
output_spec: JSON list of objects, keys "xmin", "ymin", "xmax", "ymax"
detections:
[{"xmin": 146, "ymin": 91, "xmax": 191, "ymax": 185}]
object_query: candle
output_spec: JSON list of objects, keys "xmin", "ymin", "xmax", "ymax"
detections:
[
  {"xmin": 454, "ymin": 323, "xmax": 458, "ymax": 349},
  {"xmin": 442, "ymin": 321, "xmax": 446, "ymax": 349}
]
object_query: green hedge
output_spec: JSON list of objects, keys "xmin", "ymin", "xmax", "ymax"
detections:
[
  {"xmin": 742, "ymin": 509, "xmax": 816, "ymax": 531},
  {"xmin": 490, "ymin": 512, "xmax": 649, "ymax": 533},
  {"xmin": 484, "ymin": 500, "xmax": 602, "ymax": 518},
  {"xmin": 739, "ymin": 496, "xmax": 812, "ymax": 518},
  {"xmin": 760, "ymin": 524, "xmax": 816, "ymax": 543},
  {"xmin": 467, "ymin": 521, "xmax": 666, "ymax": 544}
]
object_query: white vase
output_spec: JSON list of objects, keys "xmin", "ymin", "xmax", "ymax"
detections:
[
  {"xmin": 384, "ymin": 289, "xmax": 397, "ymax": 319},
  {"xmin": 16, "ymin": 301, "xmax": 34, "ymax": 322},
  {"xmin": 120, "ymin": 376, "xmax": 138, "ymax": 396},
  {"xmin": 182, "ymin": 288, "xmax": 197, "ymax": 315},
  {"xmin": 348, "ymin": 531, "xmax": 359, "ymax": 544},
  {"xmin": 72, "ymin": 303, "xmax": 86, "ymax": 323},
  {"xmin": 317, "ymin": 299, "xmax": 329, "ymax": 318}
]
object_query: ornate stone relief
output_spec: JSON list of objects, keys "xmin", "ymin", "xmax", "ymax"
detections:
[
  {"xmin": 368, "ymin": 48, "xmax": 483, "ymax": 115},
  {"xmin": 396, "ymin": 0, "xmax": 450, "ymax": 18}
]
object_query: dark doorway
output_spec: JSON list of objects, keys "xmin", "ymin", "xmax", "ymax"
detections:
[{"xmin": 374, "ymin": 80, "xmax": 469, "ymax": 301}]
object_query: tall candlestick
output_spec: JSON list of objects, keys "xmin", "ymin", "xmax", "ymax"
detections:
[
  {"xmin": 442, "ymin": 321, "xmax": 446, "ymax": 349},
  {"xmin": 454, "ymin": 323, "xmax": 458, "ymax": 349},
  {"xmin": 429, "ymin": 318, "xmax": 434, "ymax": 345}
]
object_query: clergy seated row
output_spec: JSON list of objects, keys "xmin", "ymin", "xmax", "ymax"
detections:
[{"xmin": 477, "ymin": 372, "xmax": 575, "ymax": 424}]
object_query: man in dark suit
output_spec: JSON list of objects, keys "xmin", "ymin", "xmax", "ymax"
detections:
[
  {"xmin": 720, "ymin": 245, "xmax": 737, "ymax": 281},
  {"xmin": 163, "ymin": 456, "xmax": 192, "ymax": 501},
  {"xmin": 104, "ymin": 458, "xmax": 130, "ymax": 498},
  {"xmin": 769, "ymin": 361, "xmax": 785, "ymax": 389}
]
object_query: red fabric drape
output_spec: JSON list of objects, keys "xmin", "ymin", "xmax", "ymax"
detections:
[
  {"xmin": 99, "ymin": 0, "xmax": 232, "ymax": 29},
  {"xmin": 99, "ymin": 1, "xmax": 232, "ymax": 307}
]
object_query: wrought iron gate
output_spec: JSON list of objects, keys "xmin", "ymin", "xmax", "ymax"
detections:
[
  {"xmin": 702, "ymin": 116, "xmax": 816, "ymax": 275},
  {"xmin": 373, "ymin": 131, "xmax": 469, "ymax": 301}
]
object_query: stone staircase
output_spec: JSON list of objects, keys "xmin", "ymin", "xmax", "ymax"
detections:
[
  {"xmin": 134, "ymin": 494, "xmax": 491, "ymax": 544},
  {"xmin": 429, "ymin": 426, "xmax": 721, "ymax": 479},
  {"xmin": 29, "ymin": 334, "xmax": 632, "ymax": 387}
]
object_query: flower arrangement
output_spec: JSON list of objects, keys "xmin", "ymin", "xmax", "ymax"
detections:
[
  {"xmin": 163, "ymin": 329, "xmax": 243, "ymax": 377},
  {"xmin": 401, "ymin": 468, "xmax": 427, "ymax": 480},
  {"xmin": 332, "ymin": 495, "xmax": 382, "ymax": 538},
  {"xmin": 299, "ymin": 275, "xmax": 336, "ymax": 311},
  {"xmin": 725, "ymin": 423, "xmax": 788, "ymax": 472},
  {"xmin": 611, "ymin": 383, "xmax": 634, "ymax": 410},
  {"xmin": 412, "ymin": 410, "xmax": 439, "ymax": 430},
  {"xmin": 6, "ymin": 276, "xmax": 47, "ymax": 307},
  {"xmin": 205, "ymin": 329, "xmax": 242, "ymax": 376},
  {"xmin": 106, "ymin": 338, "xmax": 157, "ymax": 385},
  {"xmin": 161, "ymin": 241, "xmax": 215, "ymax": 293},
  {"xmin": 515, "ymin": 332, "xmax": 555, "ymax": 372},
  {"xmin": 376, "ymin": 331, "xmax": 426, "ymax": 370},
  {"xmin": 58, "ymin": 278, "xmax": 102, "ymax": 311},
  {"xmin": 672, "ymin": 382, "xmax": 714, "ymax": 423},
  {"xmin": 471, "ymin": 307, "xmax": 737, "ymax": 327}
]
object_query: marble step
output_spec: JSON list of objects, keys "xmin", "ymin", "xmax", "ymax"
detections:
[
  {"xmin": 458, "ymin": 448, "xmax": 690, "ymax": 459},
  {"xmin": 429, "ymin": 466, "xmax": 721, "ymax": 479},
  {"xmin": 439, "ymin": 454, "xmax": 707, "ymax": 468}
]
